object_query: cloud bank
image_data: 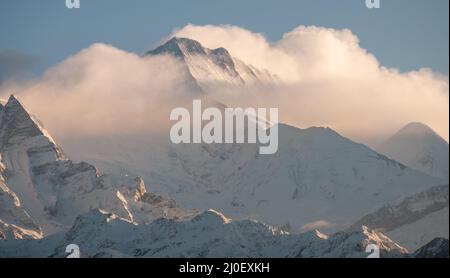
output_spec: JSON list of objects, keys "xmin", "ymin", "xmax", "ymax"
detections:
[
  {"xmin": 0, "ymin": 24, "xmax": 448, "ymax": 146},
  {"xmin": 172, "ymin": 24, "xmax": 449, "ymax": 144},
  {"xmin": 1, "ymin": 44, "xmax": 195, "ymax": 138}
]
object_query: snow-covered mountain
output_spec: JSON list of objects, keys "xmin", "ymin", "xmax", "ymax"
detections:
[
  {"xmin": 0, "ymin": 96, "xmax": 446, "ymax": 258},
  {"xmin": 64, "ymin": 124, "xmax": 444, "ymax": 235},
  {"xmin": 145, "ymin": 37, "xmax": 277, "ymax": 91},
  {"xmin": 0, "ymin": 95, "xmax": 195, "ymax": 237},
  {"xmin": 0, "ymin": 171, "xmax": 42, "ymax": 240},
  {"xmin": 351, "ymin": 184, "xmax": 449, "ymax": 251},
  {"xmin": 378, "ymin": 122, "xmax": 449, "ymax": 180},
  {"xmin": 0, "ymin": 208, "xmax": 408, "ymax": 258}
]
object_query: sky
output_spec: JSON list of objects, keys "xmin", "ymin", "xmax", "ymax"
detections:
[{"xmin": 0, "ymin": 0, "xmax": 448, "ymax": 76}]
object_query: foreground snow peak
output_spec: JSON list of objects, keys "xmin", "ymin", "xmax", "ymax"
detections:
[
  {"xmin": 0, "ymin": 95, "xmax": 196, "ymax": 237},
  {"xmin": 0, "ymin": 209, "xmax": 409, "ymax": 258}
]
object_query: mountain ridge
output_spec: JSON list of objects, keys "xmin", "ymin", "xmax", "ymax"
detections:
[
  {"xmin": 0, "ymin": 97, "xmax": 447, "ymax": 258},
  {"xmin": 145, "ymin": 37, "xmax": 278, "ymax": 91},
  {"xmin": 0, "ymin": 208, "xmax": 409, "ymax": 258},
  {"xmin": 66, "ymin": 121, "xmax": 444, "ymax": 234}
]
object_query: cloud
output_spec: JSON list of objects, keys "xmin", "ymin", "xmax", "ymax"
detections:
[
  {"xmin": 172, "ymin": 24, "xmax": 449, "ymax": 144},
  {"xmin": 1, "ymin": 44, "xmax": 195, "ymax": 138},
  {"xmin": 170, "ymin": 24, "xmax": 381, "ymax": 83},
  {"xmin": 0, "ymin": 24, "xmax": 448, "ymax": 147}
]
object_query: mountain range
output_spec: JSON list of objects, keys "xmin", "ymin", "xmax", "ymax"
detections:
[
  {"xmin": 0, "ymin": 209, "xmax": 410, "ymax": 258},
  {"xmin": 0, "ymin": 95, "xmax": 195, "ymax": 238},
  {"xmin": 65, "ymin": 119, "xmax": 445, "ymax": 235},
  {"xmin": 0, "ymin": 37, "xmax": 448, "ymax": 258}
]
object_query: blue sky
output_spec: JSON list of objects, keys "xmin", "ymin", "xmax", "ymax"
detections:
[{"xmin": 0, "ymin": 0, "xmax": 448, "ymax": 75}]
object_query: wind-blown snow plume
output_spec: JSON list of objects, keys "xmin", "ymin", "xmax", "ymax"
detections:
[{"xmin": 171, "ymin": 24, "xmax": 449, "ymax": 144}]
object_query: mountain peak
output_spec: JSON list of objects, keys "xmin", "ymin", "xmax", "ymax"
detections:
[
  {"xmin": 397, "ymin": 122, "xmax": 437, "ymax": 137},
  {"xmin": 4, "ymin": 94, "xmax": 23, "ymax": 111},
  {"xmin": 146, "ymin": 37, "xmax": 207, "ymax": 57},
  {"xmin": 145, "ymin": 37, "xmax": 277, "ymax": 89},
  {"xmin": 7, "ymin": 94, "xmax": 19, "ymax": 103},
  {"xmin": 379, "ymin": 122, "xmax": 449, "ymax": 179},
  {"xmin": 1, "ymin": 95, "xmax": 40, "ymax": 137},
  {"xmin": 387, "ymin": 121, "xmax": 447, "ymax": 146},
  {"xmin": 147, "ymin": 37, "xmax": 235, "ymax": 64}
]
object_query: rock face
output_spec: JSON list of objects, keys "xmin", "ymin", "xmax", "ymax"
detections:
[
  {"xmin": 413, "ymin": 238, "xmax": 449, "ymax": 258},
  {"xmin": 0, "ymin": 209, "xmax": 408, "ymax": 258},
  {"xmin": 378, "ymin": 122, "xmax": 449, "ymax": 180},
  {"xmin": 351, "ymin": 184, "xmax": 449, "ymax": 251},
  {"xmin": 1, "ymin": 152, "xmax": 42, "ymax": 240},
  {"xmin": 146, "ymin": 37, "xmax": 277, "ymax": 91},
  {"xmin": 0, "ymin": 95, "xmax": 195, "ymax": 236}
]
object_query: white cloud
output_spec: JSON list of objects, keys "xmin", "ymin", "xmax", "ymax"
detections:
[
  {"xmin": 1, "ymin": 24, "xmax": 448, "ymax": 146},
  {"xmin": 172, "ymin": 24, "xmax": 449, "ymax": 144},
  {"xmin": 1, "ymin": 43, "xmax": 195, "ymax": 138}
]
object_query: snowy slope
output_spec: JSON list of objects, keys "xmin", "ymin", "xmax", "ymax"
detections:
[
  {"xmin": 351, "ymin": 184, "xmax": 449, "ymax": 251},
  {"xmin": 0, "ymin": 209, "xmax": 408, "ymax": 258},
  {"xmin": 0, "ymin": 167, "xmax": 42, "ymax": 240},
  {"xmin": 0, "ymin": 96, "xmax": 196, "ymax": 235},
  {"xmin": 0, "ymin": 178, "xmax": 42, "ymax": 239},
  {"xmin": 378, "ymin": 122, "xmax": 449, "ymax": 180},
  {"xmin": 145, "ymin": 37, "xmax": 277, "ymax": 91},
  {"xmin": 63, "ymin": 124, "xmax": 444, "ymax": 234},
  {"xmin": 0, "ymin": 91, "xmax": 444, "ymax": 258}
]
